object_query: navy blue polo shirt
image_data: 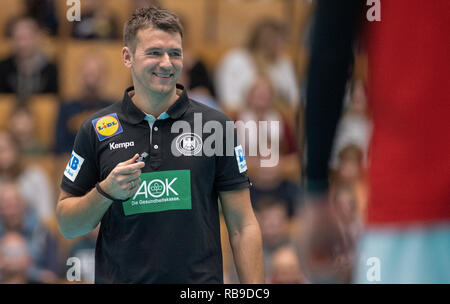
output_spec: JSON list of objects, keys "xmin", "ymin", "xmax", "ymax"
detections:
[{"xmin": 61, "ymin": 84, "xmax": 250, "ymax": 283}]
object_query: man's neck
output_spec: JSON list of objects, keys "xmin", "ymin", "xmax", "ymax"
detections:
[{"xmin": 131, "ymin": 85, "xmax": 179, "ymax": 117}]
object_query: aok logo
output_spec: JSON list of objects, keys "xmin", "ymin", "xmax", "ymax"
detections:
[
  {"xmin": 133, "ymin": 178, "xmax": 179, "ymax": 199},
  {"xmin": 122, "ymin": 170, "xmax": 191, "ymax": 215}
]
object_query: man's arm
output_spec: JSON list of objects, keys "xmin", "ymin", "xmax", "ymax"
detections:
[
  {"xmin": 299, "ymin": 0, "xmax": 364, "ymax": 276},
  {"xmin": 220, "ymin": 188, "xmax": 264, "ymax": 284},
  {"xmin": 56, "ymin": 188, "xmax": 113, "ymax": 240},
  {"xmin": 57, "ymin": 154, "xmax": 144, "ymax": 239},
  {"xmin": 305, "ymin": 0, "xmax": 362, "ymax": 195}
]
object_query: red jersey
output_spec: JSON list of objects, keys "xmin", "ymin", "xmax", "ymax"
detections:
[{"xmin": 365, "ymin": 0, "xmax": 450, "ymax": 225}]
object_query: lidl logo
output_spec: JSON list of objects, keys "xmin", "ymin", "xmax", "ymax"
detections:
[
  {"xmin": 92, "ymin": 113, "xmax": 123, "ymax": 141},
  {"xmin": 122, "ymin": 170, "xmax": 191, "ymax": 216}
]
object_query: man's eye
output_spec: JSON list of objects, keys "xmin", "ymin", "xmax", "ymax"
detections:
[
  {"xmin": 147, "ymin": 51, "xmax": 162, "ymax": 56},
  {"xmin": 170, "ymin": 51, "xmax": 182, "ymax": 57}
]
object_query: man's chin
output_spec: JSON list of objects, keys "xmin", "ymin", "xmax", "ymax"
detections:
[{"xmin": 150, "ymin": 85, "xmax": 175, "ymax": 96}]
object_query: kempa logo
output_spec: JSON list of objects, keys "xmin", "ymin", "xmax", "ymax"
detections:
[{"xmin": 109, "ymin": 141, "xmax": 135, "ymax": 150}]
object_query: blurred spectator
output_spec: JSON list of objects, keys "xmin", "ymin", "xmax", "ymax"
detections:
[
  {"xmin": 254, "ymin": 198, "xmax": 292, "ymax": 282},
  {"xmin": 237, "ymin": 77, "xmax": 299, "ymax": 216},
  {"xmin": 215, "ymin": 19, "xmax": 299, "ymax": 116},
  {"xmin": 250, "ymin": 168, "xmax": 300, "ymax": 219},
  {"xmin": 0, "ymin": 232, "xmax": 35, "ymax": 283},
  {"xmin": 0, "ymin": 17, "xmax": 59, "ymax": 101},
  {"xmin": 269, "ymin": 245, "xmax": 307, "ymax": 284},
  {"xmin": 330, "ymin": 79, "xmax": 371, "ymax": 169},
  {"xmin": 237, "ymin": 77, "xmax": 297, "ymax": 157},
  {"xmin": 333, "ymin": 144, "xmax": 368, "ymax": 216},
  {"xmin": 304, "ymin": 0, "xmax": 450, "ymax": 283},
  {"xmin": 71, "ymin": 0, "xmax": 119, "ymax": 40},
  {"xmin": 335, "ymin": 144, "xmax": 363, "ymax": 184},
  {"xmin": 0, "ymin": 130, "xmax": 54, "ymax": 221},
  {"xmin": 24, "ymin": 0, "xmax": 59, "ymax": 36},
  {"xmin": 54, "ymin": 55, "xmax": 113, "ymax": 155},
  {"xmin": 8, "ymin": 104, "xmax": 48, "ymax": 156},
  {"xmin": 177, "ymin": 15, "xmax": 218, "ymax": 110},
  {"xmin": 0, "ymin": 182, "xmax": 59, "ymax": 283},
  {"xmin": 331, "ymin": 183, "xmax": 363, "ymax": 247},
  {"xmin": 67, "ymin": 225, "xmax": 99, "ymax": 284}
]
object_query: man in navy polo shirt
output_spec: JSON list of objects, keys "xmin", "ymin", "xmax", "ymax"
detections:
[{"xmin": 56, "ymin": 7, "xmax": 264, "ymax": 284}]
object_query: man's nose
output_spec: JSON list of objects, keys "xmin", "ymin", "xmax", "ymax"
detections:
[{"xmin": 159, "ymin": 53, "xmax": 172, "ymax": 68}]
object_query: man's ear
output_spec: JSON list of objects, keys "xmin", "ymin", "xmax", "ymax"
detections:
[{"xmin": 122, "ymin": 46, "xmax": 133, "ymax": 68}]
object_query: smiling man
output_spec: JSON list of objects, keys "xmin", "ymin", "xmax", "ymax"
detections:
[{"xmin": 56, "ymin": 7, "xmax": 264, "ymax": 284}]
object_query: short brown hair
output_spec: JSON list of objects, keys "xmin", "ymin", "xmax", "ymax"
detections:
[
  {"xmin": 247, "ymin": 19, "xmax": 283, "ymax": 51},
  {"xmin": 123, "ymin": 6, "xmax": 183, "ymax": 53}
]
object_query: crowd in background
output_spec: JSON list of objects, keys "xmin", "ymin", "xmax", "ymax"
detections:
[{"xmin": 0, "ymin": 0, "xmax": 371, "ymax": 284}]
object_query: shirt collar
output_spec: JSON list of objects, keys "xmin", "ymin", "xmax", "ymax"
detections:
[{"xmin": 121, "ymin": 84, "xmax": 190, "ymax": 124}]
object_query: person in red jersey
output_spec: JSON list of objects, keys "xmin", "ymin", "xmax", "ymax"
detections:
[{"xmin": 303, "ymin": 0, "xmax": 450, "ymax": 283}]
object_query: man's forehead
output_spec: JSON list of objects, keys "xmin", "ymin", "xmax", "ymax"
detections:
[{"xmin": 135, "ymin": 27, "xmax": 182, "ymax": 48}]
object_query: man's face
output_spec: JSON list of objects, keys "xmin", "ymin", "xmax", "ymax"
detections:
[
  {"xmin": 12, "ymin": 19, "xmax": 39, "ymax": 58},
  {"xmin": 125, "ymin": 27, "xmax": 183, "ymax": 97},
  {"xmin": 0, "ymin": 184, "xmax": 25, "ymax": 231}
]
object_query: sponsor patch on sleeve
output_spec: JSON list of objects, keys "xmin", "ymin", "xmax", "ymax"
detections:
[
  {"xmin": 64, "ymin": 151, "xmax": 85, "ymax": 182},
  {"xmin": 234, "ymin": 145, "xmax": 247, "ymax": 173},
  {"xmin": 92, "ymin": 113, "xmax": 123, "ymax": 141}
]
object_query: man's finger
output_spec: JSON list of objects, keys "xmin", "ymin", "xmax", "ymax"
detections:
[
  {"xmin": 117, "ymin": 154, "xmax": 140, "ymax": 167},
  {"xmin": 115, "ymin": 162, "xmax": 145, "ymax": 175},
  {"xmin": 129, "ymin": 177, "xmax": 141, "ymax": 192},
  {"xmin": 119, "ymin": 171, "xmax": 142, "ymax": 183}
]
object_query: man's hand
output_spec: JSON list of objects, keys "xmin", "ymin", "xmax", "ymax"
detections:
[
  {"xmin": 297, "ymin": 194, "xmax": 354, "ymax": 283},
  {"xmin": 99, "ymin": 153, "xmax": 145, "ymax": 200}
]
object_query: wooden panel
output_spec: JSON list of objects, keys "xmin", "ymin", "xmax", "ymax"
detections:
[
  {"xmin": 28, "ymin": 94, "xmax": 59, "ymax": 148},
  {"xmin": 0, "ymin": 0, "xmax": 24, "ymax": 38},
  {"xmin": 101, "ymin": 0, "xmax": 134, "ymax": 32},
  {"xmin": 0, "ymin": 94, "xmax": 58, "ymax": 150},
  {"xmin": 60, "ymin": 40, "xmax": 132, "ymax": 100},
  {"xmin": 0, "ymin": 36, "xmax": 61, "ymax": 62},
  {"xmin": 216, "ymin": 0, "xmax": 285, "ymax": 48},
  {"xmin": 55, "ymin": 0, "xmax": 132, "ymax": 38},
  {"xmin": 161, "ymin": 0, "xmax": 206, "ymax": 47},
  {"xmin": 0, "ymin": 94, "xmax": 16, "ymax": 130}
]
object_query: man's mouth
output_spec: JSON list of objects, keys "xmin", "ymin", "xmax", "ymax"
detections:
[{"xmin": 153, "ymin": 73, "xmax": 173, "ymax": 79}]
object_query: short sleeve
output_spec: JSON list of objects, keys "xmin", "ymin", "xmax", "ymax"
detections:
[
  {"xmin": 60, "ymin": 120, "xmax": 100, "ymax": 196},
  {"xmin": 214, "ymin": 120, "xmax": 250, "ymax": 192}
]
